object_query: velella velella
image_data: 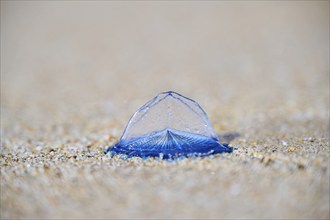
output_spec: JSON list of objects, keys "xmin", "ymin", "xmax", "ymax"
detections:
[{"xmin": 106, "ymin": 91, "xmax": 233, "ymax": 159}]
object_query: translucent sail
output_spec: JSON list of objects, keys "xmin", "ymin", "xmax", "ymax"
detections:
[
  {"xmin": 106, "ymin": 91, "xmax": 232, "ymax": 158},
  {"xmin": 122, "ymin": 91, "xmax": 218, "ymax": 140}
]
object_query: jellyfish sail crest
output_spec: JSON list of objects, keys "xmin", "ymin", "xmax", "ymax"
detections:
[
  {"xmin": 121, "ymin": 91, "xmax": 218, "ymax": 141},
  {"xmin": 171, "ymin": 94, "xmax": 216, "ymax": 135},
  {"xmin": 107, "ymin": 91, "xmax": 233, "ymax": 158},
  {"xmin": 121, "ymin": 93, "xmax": 169, "ymax": 137}
]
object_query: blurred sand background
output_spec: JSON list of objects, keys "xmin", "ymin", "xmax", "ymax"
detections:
[{"xmin": 1, "ymin": 1, "xmax": 329, "ymax": 219}]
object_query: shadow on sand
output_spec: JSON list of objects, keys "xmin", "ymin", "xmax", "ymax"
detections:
[{"xmin": 219, "ymin": 132, "xmax": 240, "ymax": 144}]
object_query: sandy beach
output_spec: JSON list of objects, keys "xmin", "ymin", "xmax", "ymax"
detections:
[{"xmin": 1, "ymin": 1, "xmax": 329, "ymax": 219}]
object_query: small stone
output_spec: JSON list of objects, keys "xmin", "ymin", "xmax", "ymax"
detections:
[{"xmin": 288, "ymin": 146, "xmax": 297, "ymax": 152}]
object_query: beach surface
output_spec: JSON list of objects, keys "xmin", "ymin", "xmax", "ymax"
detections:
[{"xmin": 1, "ymin": 1, "xmax": 329, "ymax": 219}]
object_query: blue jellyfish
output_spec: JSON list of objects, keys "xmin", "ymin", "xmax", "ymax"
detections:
[{"xmin": 106, "ymin": 91, "xmax": 233, "ymax": 159}]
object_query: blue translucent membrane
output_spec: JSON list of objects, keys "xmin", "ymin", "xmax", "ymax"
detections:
[{"xmin": 106, "ymin": 91, "xmax": 233, "ymax": 159}]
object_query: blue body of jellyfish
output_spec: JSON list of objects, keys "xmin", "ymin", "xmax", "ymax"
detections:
[{"xmin": 106, "ymin": 91, "xmax": 233, "ymax": 159}]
